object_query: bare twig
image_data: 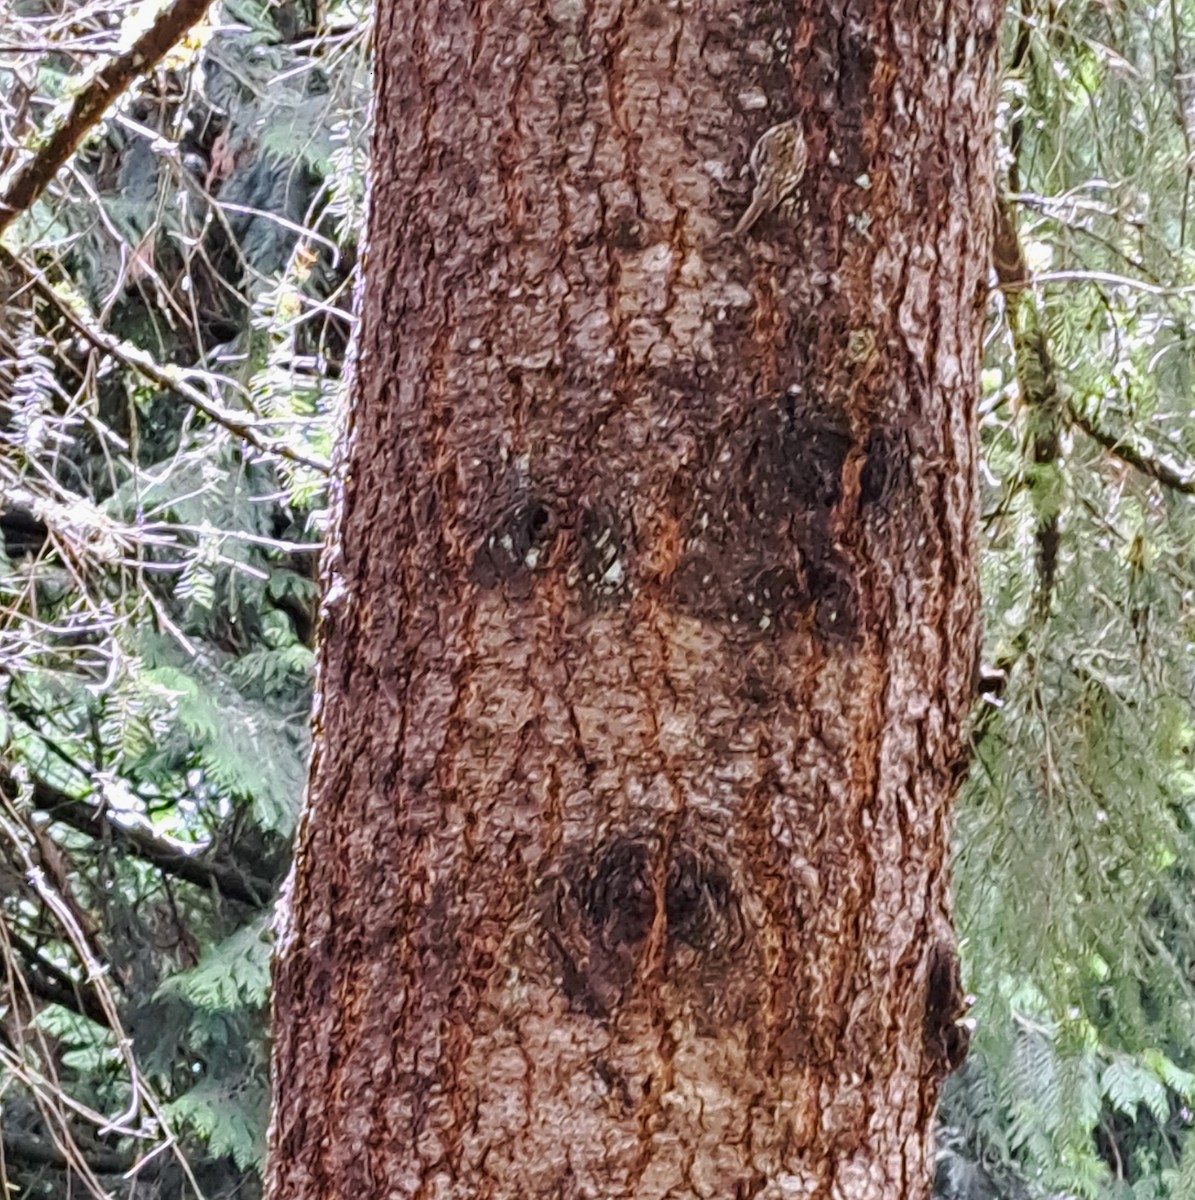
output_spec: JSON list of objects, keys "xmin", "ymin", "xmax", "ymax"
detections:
[
  {"xmin": 1070, "ymin": 403, "xmax": 1195, "ymax": 495},
  {"xmin": 1, "ymin": 1131, "xmax": 133, "ymax": 1176},
  {"xmin": 6, "ymin": 928, "xmax": 111, "ymax": 1027},
  {"xmin": 1, "ymin": 249, "xmax": 331, "ymax": 474},
  {"xmin": 1007, "ymin": 269, "xmax": 1195, "ymax": 297},
  {"xmin": 0, "ymin": 42, "xmax": 122, "ymax": 55},
  {"xmin": 0, "ymin": 767, "xmax": 272, "ymax": 906},
  {"xmin": 0, "ymin": 802, "xmax": 209, "ymax": 1200}
]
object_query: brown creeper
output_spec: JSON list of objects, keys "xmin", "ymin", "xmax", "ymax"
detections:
[{"xmin": 733, "ymin": 118, "xmax": 807, "ymax": 237}]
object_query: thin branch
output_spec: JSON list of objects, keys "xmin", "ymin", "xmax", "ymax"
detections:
[
  {"xmin": 1, "ymin": 805, "xmax": 209, "ymax": 1200},
  {"xmin": 1, "ymin": 1130, "xmax": 134, "ymax": 1175},
  {"xmin": 5, "ymin": 929, "xmax": 112, "ymax": 1027},
  {"xmin": 0, "ymin": 768, "xmax": 272, "ymax": 907},
  {"xmin": 1070, "ymin": 403, "xmax": 1195, "ymax": 495},
  {"xmin": 1, "ymin": 249, "xmax": 331, "ymax": 474},
  {"xmin": 1007, "ymin": 269, "xmax": 1195, "ymax": 297},
  {"xmin": 0, "ymin": 43, "xmax": 122, "ymax": 55},
  {"xmin": 0, "ymin": 0, "xmax": 215, "ymax": 237}
]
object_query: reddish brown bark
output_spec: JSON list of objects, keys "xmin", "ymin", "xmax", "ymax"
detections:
[{"xmin": 267, "ymin": 0, "xmax": 1000, "ymax": 1196}]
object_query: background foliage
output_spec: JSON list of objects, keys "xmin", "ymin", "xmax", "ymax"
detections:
[
  {"xmin": 0, "ymin": 0, "xmax": 366, "ymax": 1193},
  {"xmin": 943, "ymin": 3, "xmax": 1195, "ymax": 1196},
  {"xmin": 3, "ymin": 1, "xmax": 1195, "ymax": 1198}
]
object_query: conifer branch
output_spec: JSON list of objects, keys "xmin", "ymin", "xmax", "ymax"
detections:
[
  {"xmin": 1070, "ymin": 405, "xmax": 1195, "ymax": 495},
  {"xmin": 0, "ymin": 768, "xmax": 272, "ymax": 907},
  {"xmin": 995, "ymin": 199, "xmax": 1064, "ymax": 618}
]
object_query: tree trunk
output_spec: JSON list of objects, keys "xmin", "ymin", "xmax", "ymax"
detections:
[{"xmin": 267, "ymin": 0, "xmax": 1000, "ymax": 1196}]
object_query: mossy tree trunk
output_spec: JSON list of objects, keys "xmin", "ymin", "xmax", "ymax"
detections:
[{"xmin": 266, "ymin": 0, "xmax": 1000, "ymax": 1195}]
